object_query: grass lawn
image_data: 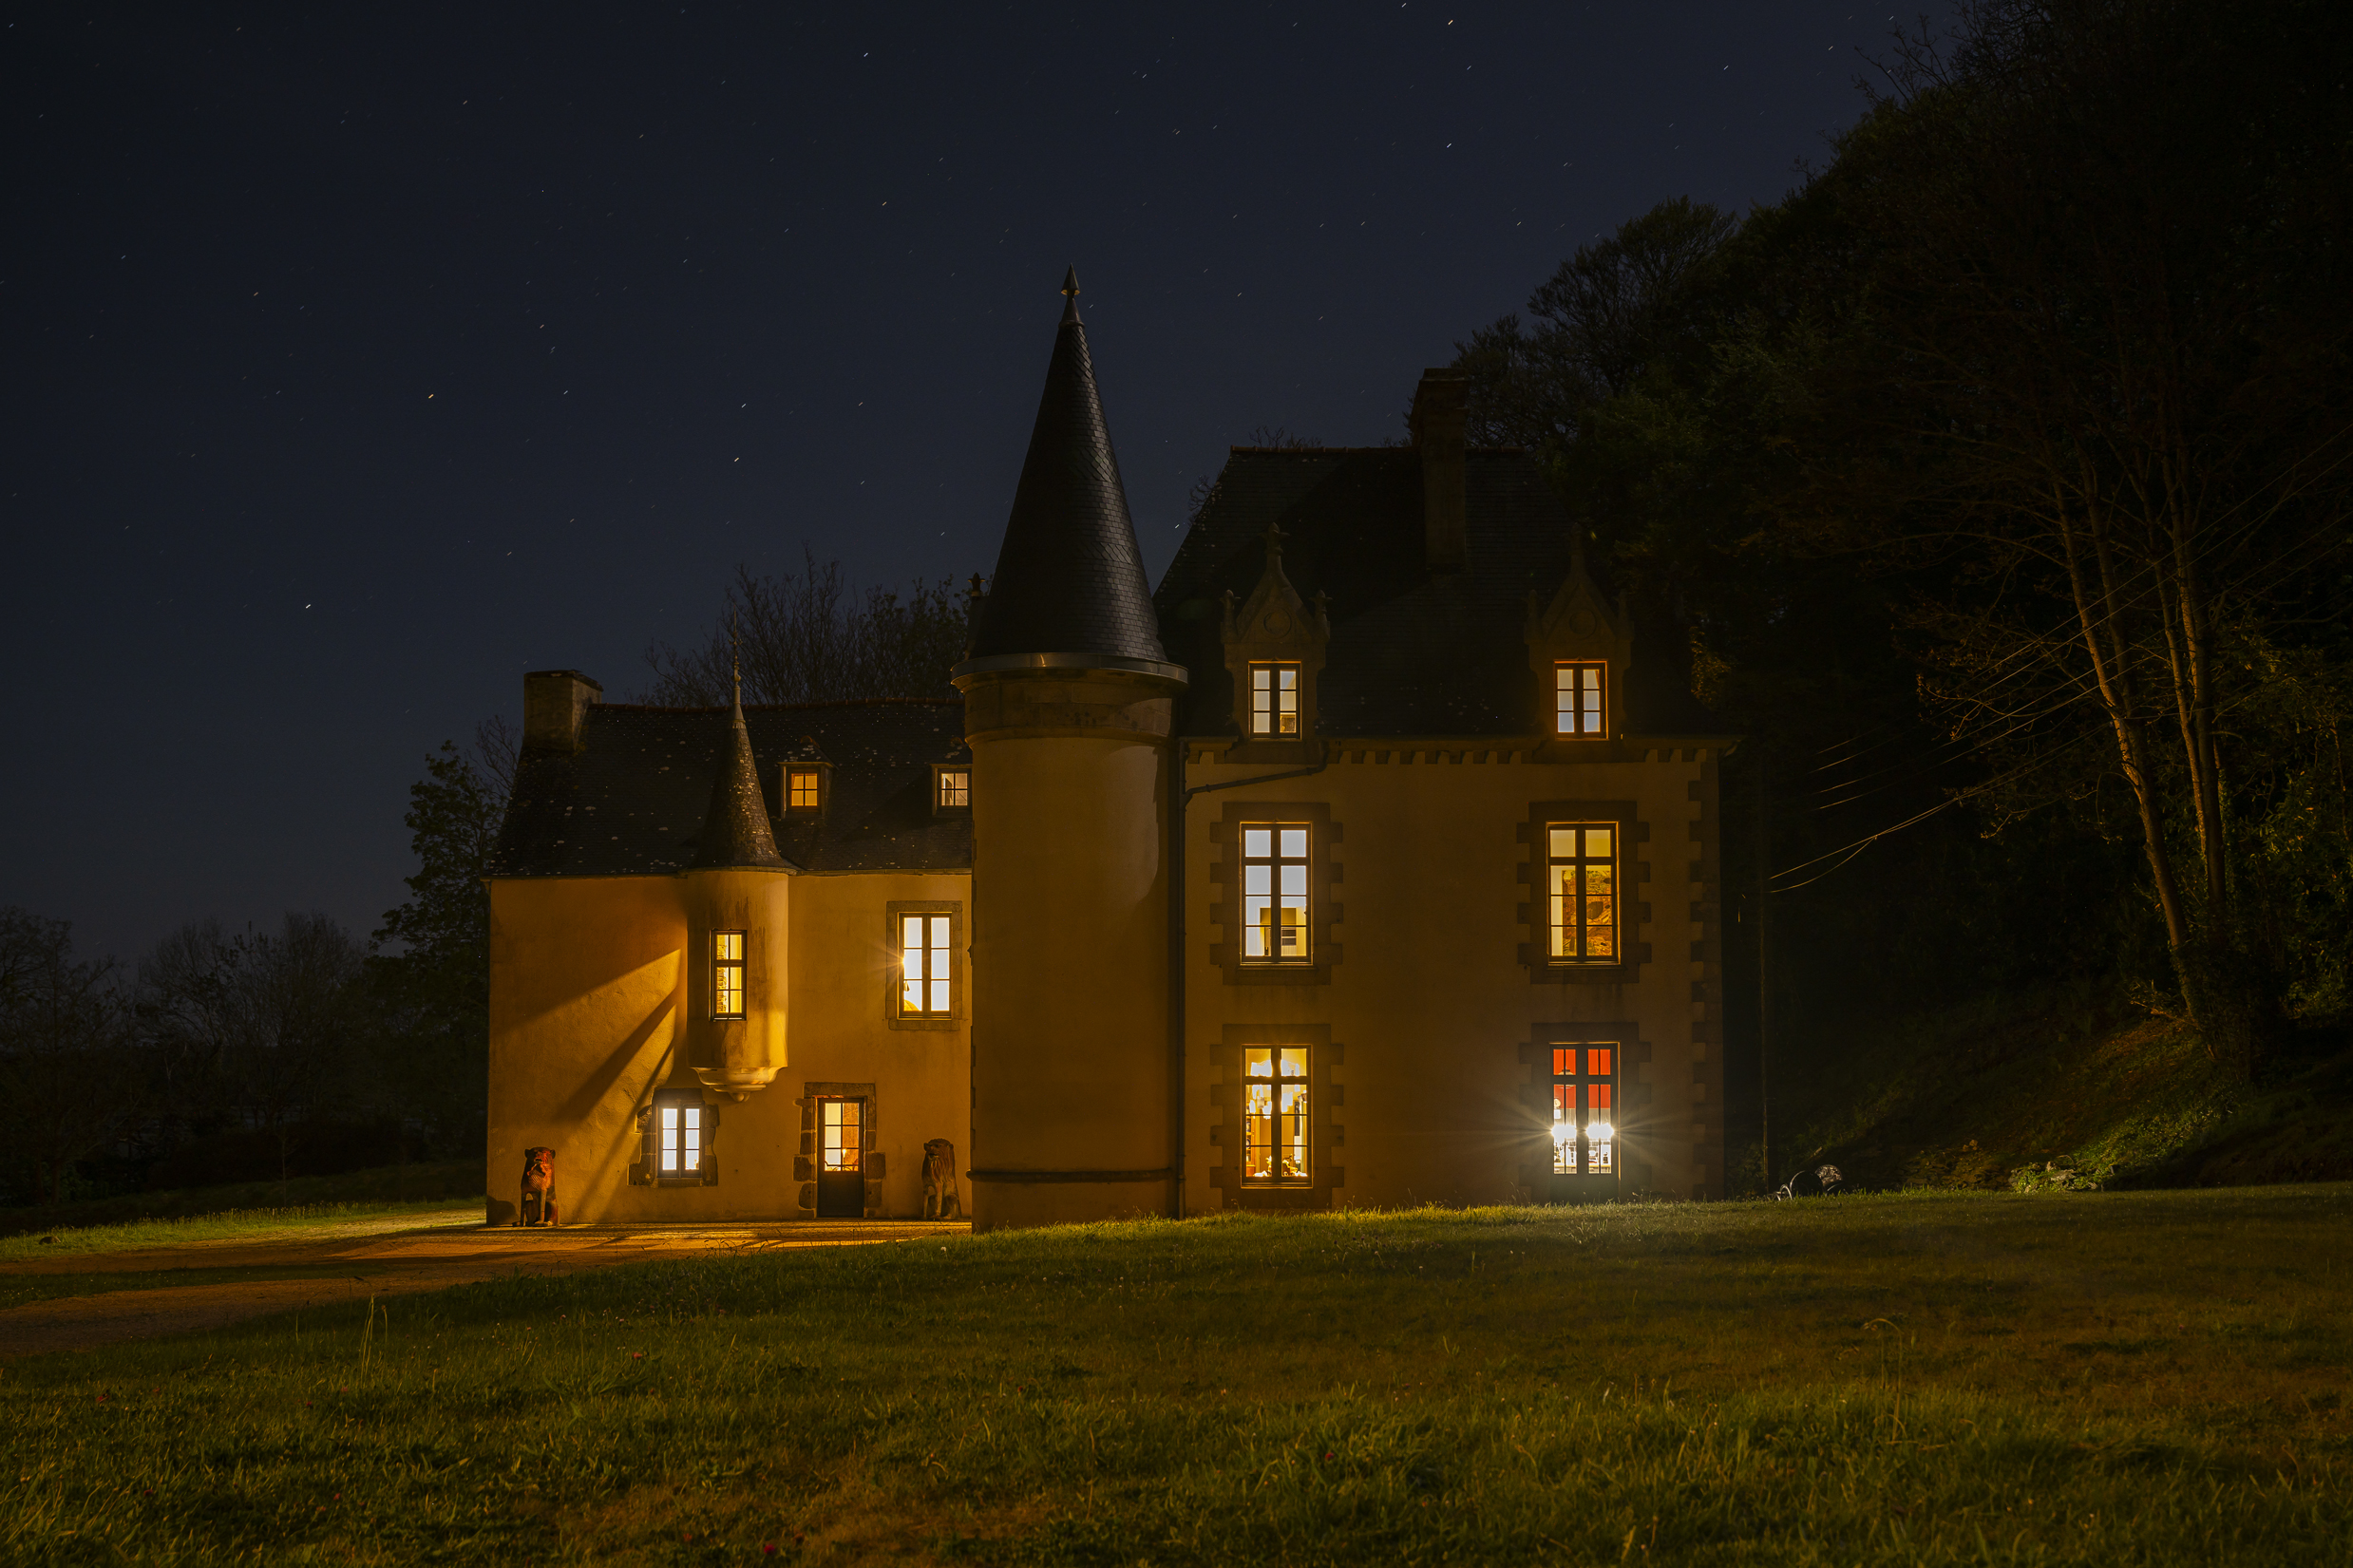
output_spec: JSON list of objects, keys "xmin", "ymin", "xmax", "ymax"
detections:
[
  {"xmin": 4, "ymin": 1187, "xmax": 2348, "ymax": 1565},
  {"xmin": 0, "ymin": 1202, "xmax": 483, "ymax": 1263},
  {"xmin": 0, "ymin": 1266, "xmax": 375, "ymax": 1313},
  {"xmin": 0, "ymin": 1161, "xmax": 481, "ymax": 1240}
]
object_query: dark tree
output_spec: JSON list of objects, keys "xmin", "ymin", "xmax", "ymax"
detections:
[
  {"xmin": 644, "ymin": 549, "xmax": 971, "ymax": 706},
  {"xmin": 0, "ymin": 908, "xmax": 140, "ymax": 1206},
  {"xmin": 370, "ymin": 741, "xmax": 505, "ymax": 1149}
]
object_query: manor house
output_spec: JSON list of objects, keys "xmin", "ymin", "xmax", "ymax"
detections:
[{"xmin": 484, "ymin": 275, "xmax": 1735, "ymax": 1228}]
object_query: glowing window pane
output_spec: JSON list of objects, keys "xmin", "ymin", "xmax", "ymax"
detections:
[
  {"xmin": 821, "ymin": 1100, "xmax": 862, "ymax": 1171},
  {"xmin": 1240, "ymin": 822, "xmax": 1311, "ymax": 965},
  {"xmin": 1250, "ymin": 663, "xmax": 1301, "ymax": 736},
  {"xmin": 1241, "ymin": 1046, "xmax": 1309, "ymax": 1184},
  {"xmin": 900, "ymin": 913, "xmax": 953, "ymax": 1015},
  {"xmin": 1544, "ymin": 824, "xmax": 1618, "ymax": 965},
  {"xmin": 787, "ymin": 768, "xmax": 821, "ymax": 810},
  {"xmin": 1554, "ymin": 662, "xmax": 1607, "ymax": 735},
  {"xmin": 712, "ymin": 930, "xmax": 746, "ymax": 1018},
  {"xmin": 1549, "ymin": 1046, "xmax": 1620, "ymax": 1180},
  {"xmin": 938, "ymin": 769, "xmax": 969, "ymax": 808}
]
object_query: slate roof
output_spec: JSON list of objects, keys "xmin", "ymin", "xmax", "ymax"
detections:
[
  {"xmin": 1153, "ymin": 447, "xmax": 1723, "ymax": 738},
  {"xmin": 491, "ymin": 701, "xmax": 971, "ymax": 878},
  {"xmin": 692, "ymin": 698, "xmax": 787, "ymax": 869},
  {"xmin": 964, "ymin": 289, "xmax": 1173, "ymax": 670}
]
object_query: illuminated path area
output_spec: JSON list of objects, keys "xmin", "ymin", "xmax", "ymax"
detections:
[{"xmin": 0, "ymin": 1218, "xmax": 967, "ymax": 1359}]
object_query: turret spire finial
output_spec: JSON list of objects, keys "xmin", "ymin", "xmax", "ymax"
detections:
[{"xmin": 1059, "ymin": 265, "xmax": 1081, "ymax": 324}]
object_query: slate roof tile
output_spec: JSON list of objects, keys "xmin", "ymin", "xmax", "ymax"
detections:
[
  {"xmin": 1152, "ymin": 447, "xmax": 1722, "ymax": 737},
  {"xmin": 492, "ymin": 700, "xmax": 970, "ymax": 878}
]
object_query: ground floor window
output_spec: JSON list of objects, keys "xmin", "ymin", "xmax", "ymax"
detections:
[
  {"xmin": 657, "ymin": 1096, "xmax": 706, "ymax": 1180},
  {"xmin": 1242, "ymin": 1046, "xmax": 1310, "ymax": 1183},
  {"xmin": 1551, "ymin": 1046, "xmax": 1616, "ymax": 1176}
]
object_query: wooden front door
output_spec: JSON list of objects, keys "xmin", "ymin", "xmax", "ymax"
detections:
[{"xmin": 817, "ymin": 1097, "xmax": 865, "ymax": 1218}]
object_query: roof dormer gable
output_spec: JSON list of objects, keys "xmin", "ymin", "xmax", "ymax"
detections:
[
  {"xmin": 1526, "ymin": 537, "xmax": 1634, "ymax": 742},
  {"xmin": 1221, "ymin": 522, "xmax": 1330, "ymax": 743}
]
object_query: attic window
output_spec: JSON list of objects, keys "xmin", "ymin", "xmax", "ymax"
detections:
[
  {"xmin": 786, "ymin": 766, "xmax": 823, "ymax": 812},
  {"xmin": 1249, "ymin": 663, "xmax": 1300, "ymax": 736},
  {"xmin": 1554, "ymin": 662, "xmax": 1606, "ymax": 736},
  {"xmin": 936, "ymin": 767, "xmax": 970, "ymax": 811}
]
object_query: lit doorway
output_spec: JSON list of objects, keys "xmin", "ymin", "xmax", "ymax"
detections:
[{"xmin": 817, "ymin": 1096, "xmax": 866, "ymax": 1218}]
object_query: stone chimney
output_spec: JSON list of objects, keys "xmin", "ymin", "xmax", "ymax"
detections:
[
  {"xmin": 522, "ymin": 670, "xmax": 602, "ymax": 753},
  {"xmin": 1410, "ymin": 368, "xmax": 1469, "ymax": 573}
]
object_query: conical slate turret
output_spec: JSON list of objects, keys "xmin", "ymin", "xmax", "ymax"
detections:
[
  {"xmin": 693, "ymin": 697, "xmax": 784, "ymax": 868},
  {"xmin": 960, "ymin": 271, "xmax": 1180, "ymax": 676}
]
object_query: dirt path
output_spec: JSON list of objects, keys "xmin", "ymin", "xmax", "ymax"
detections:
[{"xmin": 0, "ymin": 1219, "xmax": 967, "ymax": 1359}]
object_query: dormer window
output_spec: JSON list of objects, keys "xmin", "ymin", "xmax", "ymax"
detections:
[
  {"xmin": 1249, "ymin": 663, "xmax": 1301, "ymax": 737},
  {"xmin": 936, "ymin": 767, "xmax": 970, "ymax": 811},
  {"xmin": 786, "ymin": 766, "xmax": 823, "ymax": 812},
  {"xmin": 1554, "ymin": 662, "xmax": 1606, "ymax": 737}
]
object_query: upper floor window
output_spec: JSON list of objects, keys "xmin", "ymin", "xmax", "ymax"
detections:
[
  {"xmin": 712, "ymin": 931, "xmax": 746, "ymax": 1017},
  {"xmin": 899, "ymin": 912, "xmax": 954, "ymax": 1017},
  {"xmin": 1240, "ymin": 824, "xmax": 1311, "ymax": 964},
  {"xmin": 936, "ymin": 767, "xmax": 970, "ymax": 810},
  {"xmin": 786, "ymin": 766, "xmax": 823, "ymax": 812},
  {"xmin": 1242, "ymin": 1047, "xmax": 1310, "ymax": 1183},
  {"xmin": 1546, "ymin": 824, "xmax": 1617, "ymax": 962},
  {"xmin": 1555, "ymin": 662, "xmax": 1606, "ymax": 736},
  {"xmin": 1550, "ymin": 1046, "xmax": 1616, "ymax": 1176},
  {"xmin": 1249, "ymin": 662, "xmax": 1301, "ymax": 736}
]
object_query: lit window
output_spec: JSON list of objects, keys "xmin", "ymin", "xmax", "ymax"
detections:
[
  {"xmin": 1240, "ymin": 823, "xmax": 1310, "ymax": 963},
  {"xmin": 821, "ymin": 1098, "xmax": 863, "ymax": 1173},
  {"xmin": 1249, "ymin": 662, "xmax": 1300, "ymax": 736},
  {"xmin": 659, "ymin": 1099, "xmax": 705, "ymax": 1177},
  {"xmin": 712, "ymin": 931, "xmax": 746, "ymax": 1017},
  {"xmin": 1550, "ymin": 1047, "xmax": 1616, "ymax": 1176},
  {"xmin": 1242, "ymin": 1047, "xmax": 1310, "ymax": 1183},
  {"xmin": 937, "ymin": 768, "xmax": 969, "ymax": 809},
  {"xmin": 1554, "ymin": 662, "xmax": 1605, "ymax": 736},
  {"xmin": 787, "ymin": 767, "xmax": 822, "ymax": 811},
  {"xmin": 899, "ymin": 913, "xmax": 954, "ymax": 1016},
  {"xmin": 1545, "ymin": 824, "xmax": 1617, "ymax": 962}
]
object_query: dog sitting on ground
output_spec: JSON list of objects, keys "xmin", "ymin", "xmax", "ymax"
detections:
[
  {"xmin": 518, "ymin": 1145, "xmax": 559, "ymax": 1226},
  {"xmin": 922, "ymin": 1138, "xmax": 962, "ymax": 1220}
]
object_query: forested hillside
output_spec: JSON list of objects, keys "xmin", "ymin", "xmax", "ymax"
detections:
[{"xmin": 1451, "ymin": 0, "xmax": 2353, "ymax": 1188}]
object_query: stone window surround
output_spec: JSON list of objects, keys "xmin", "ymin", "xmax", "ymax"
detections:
[
  {"xmin": 642, "ymin": 1086, "xmax": 719, "ymax": 1188},
  {"xmin": 795, "ymin": 1080, "xmax": 883, "ymax": 1218},
  {"xmin": 1207, "ymin": 1024, "xmax": 1344, "ymax": 1210},
  {"xmin": 884, "ymin": 900, "xmax": 962, "ymax": 1031},
  {"xmin": 1515, "ymin": 799, "xmax": 1651, "ymax": 985},
  {"xmin": 1206, "ymin": 800, "xmax": 1341, "ymax": 986}
]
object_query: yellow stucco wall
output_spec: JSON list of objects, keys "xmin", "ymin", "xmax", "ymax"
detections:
[
  {"xmin": 1180, "ymin": 744, "xmax": 1726, "ymax": 1215},
  {"xmin": 486, "ymin": 868, "xmax": 971, "ymax": 1225},
  {"xmin": 964, "ymin": 730, "xmax": 1173, "ymax": 1229}
]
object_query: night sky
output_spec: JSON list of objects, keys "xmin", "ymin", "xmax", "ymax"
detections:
[{"xmin": 3, "ymin": 4, "xmax": 1943, "ymax": 965}]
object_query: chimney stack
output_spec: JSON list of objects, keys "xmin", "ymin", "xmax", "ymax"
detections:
[
  {"xmin": 1410, "ymin": 368, "xmax": 1469, "ymax": 572},
  {"xmin": 522, "ymin": 670, "xmax": 602, "ymax": 753}
]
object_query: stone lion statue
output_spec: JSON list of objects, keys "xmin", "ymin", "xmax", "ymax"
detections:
[
  {"xmin": 922, "ymin": 1138, "xmax": 962, "ymax": 1221},
  {"xmin": 518, "ymin": 1145, "xmax": 559, "ymax": 1226}
]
